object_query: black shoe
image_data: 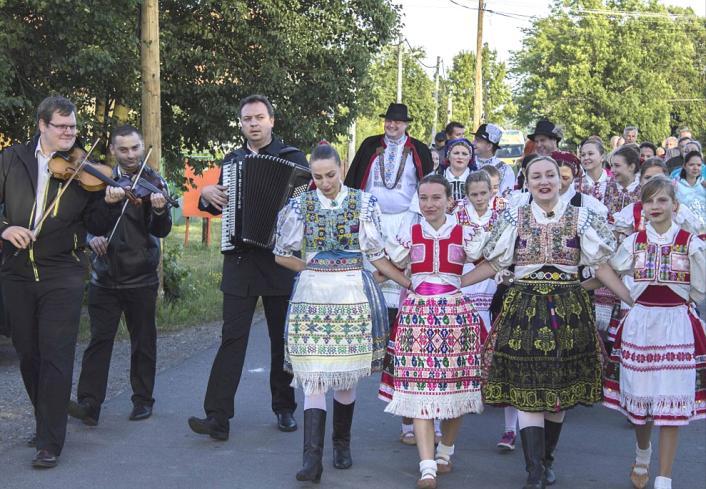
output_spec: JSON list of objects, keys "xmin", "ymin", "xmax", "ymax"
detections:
[
  {"xmin": 543, "ymin": 420, "xmax": 563, "ymax": 486},
  {"xmin": 332, "ymin": 400, "xmax": 354, "ymax": 469},
  {"xmin": 296, "ymin": 409, "xmax": 326, "ymax": 483},
  {"xmin": 187, "ymin": 416, "xmax": 229, "ymax": 441},
  {"xmin": 32, "ymin": 449, "xmax": 58, "ymax": 469},
  {"xmin": 68, "ymin": 399, "xmax": 99, "ymax": 426},
  {"xmin": 520, "ymin": 427, "xmax": 546, "ymax": 489},
  {"xmin": 26, "ymin": 433, "xmax": 37, "ymax": 447},
  {"xmin": 277, "ymin": 411, "xmax": 298, "ymax": 432},
  {"xmin": 129, "ymin": 404, "xmax": 153, "ymax": 421}
]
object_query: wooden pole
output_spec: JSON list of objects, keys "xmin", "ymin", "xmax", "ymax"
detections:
[
  {"xmin": 396, "ymin": 35, "xmax": 404, "ymax": 103},
  {"xmin": 141, "ymin": 0, "xmax": 161, "ymax": 171},
  {"xmin": 473, "ymin": 0, "xmax": 485, "ymax": 130},
  {"xmin": 431, "ymin": 56, "xmax": 441, "ymax": 143}
]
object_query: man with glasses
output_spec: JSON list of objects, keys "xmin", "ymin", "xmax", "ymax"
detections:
[{"xmin": 0, "ymin": 96, "xmax": 124, "ymax": 468}]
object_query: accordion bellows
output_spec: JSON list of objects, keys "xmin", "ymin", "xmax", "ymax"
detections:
[{"xmin": 221, "ymin": 153, "xmax": 310, "ymax": 251}]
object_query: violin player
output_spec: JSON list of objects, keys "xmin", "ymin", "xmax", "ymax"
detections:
[
  {"xmin": 68, "ymin": 124, "xmax": 172, "ymax": 429},
  {"xmin": 0, "ymin": 96, "xmax": 125, "ymax": 468}
]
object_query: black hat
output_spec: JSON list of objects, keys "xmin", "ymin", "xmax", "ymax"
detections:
[
  {"xmin": 528, "ymin": 119, "xmax": 562, "ymax": 142},
  {"xmin": 379, "ymin": 103, "xmax": 413, "ymax": 122},
  {"xmin": 474, "ymin": 123, "xmax": 503, "ymax": 148}
]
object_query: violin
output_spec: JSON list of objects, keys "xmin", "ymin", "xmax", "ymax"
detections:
[
  {"xmin": 49, "ymin": 148, "xmax": 140, "ymax": 205},
  {"xmin": 115, "ymin": 171, "xmax": 180, "ymax": 208}
]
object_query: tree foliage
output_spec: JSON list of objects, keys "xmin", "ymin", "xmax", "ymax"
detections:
[
  {"xmin": 0, "ymin": 0, "xmax": 398, "ymax": 176},
  {"xmin": 511, "ymin": 0, "xmax": 706, "ymax": 145},
  {"xmin": 446, "ymin": 45, "xmax": 516, "ymax": 129}
]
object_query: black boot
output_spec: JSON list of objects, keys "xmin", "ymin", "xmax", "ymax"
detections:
[
  {"xmin": 520, "ymin": 427, "xmax": 546, "ymax": 489},
  {"xmin": 332, "ymin": 400, "xmax": 354, "ymax": 469},
  {"xmin": 543, "ymin": 421, "xmax": 563, "ymax": 486},
  {"xmin": 296, "ymin": 409, "xmax": 326, "ymax": 483}
]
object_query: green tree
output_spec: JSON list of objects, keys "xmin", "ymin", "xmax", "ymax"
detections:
[
  {"xmin": 353, "ymin": 44, "xmax": 435, "ymax": 146},
  {"xmin": 0, "ymin": 0, "xmax": 399, "ymax": 175},
  {"xmin": 446, "ymin": 45, "xmax": 516, "ymax": 129},
  {"xmin": 511, "ymin": 0, "xmax": 706, "ymax": 145}
]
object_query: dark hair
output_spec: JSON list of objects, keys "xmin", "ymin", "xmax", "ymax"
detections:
[
  {"xmin": 238, "ymin": 94, "xmax": 274, "ymax": 117},
  {"xmin": 639, "ymin": 141, "xmax": 657, "ymax": 155},
  {"xmin": 445, "ymin": 121, "xmax": 464, "ymax": 137},
  {"xmin": 580, "ymin": 138, "xmax": 605, "ymax": 155},
  {"xmin": 310, "ymin": 143, "xmax": 341, "ymax": 166},
  {"xmin": 465, "ymin": 170, "xmax": 491, "ymax": 194},
  {"xmin": 418, "ymin": 173, "xmax": 452, "ymax": 198},
  {"xmin": 110, "ymin": 124, "xmax": 142, "ymax": 143},
  {"xmin": 640, "ymin": 157, "xmax": 668, "ymax": 178},
  {"xmin": 36, "ymin": 96, "xmax": 76, "ymax": 125},
  {"xmin": 479, "ymin": 164, "xmax": 500, "ymax": 179},
  {"xmin": 613, "ymin": 145, "xmax": 640, "ymax": 173},
  {"xmin": 641, "ymin": 175, "xmax": 676, "ymax": 203},
  {"xmin": 680, "ymin": 150, "xmax": 703, "ymax": 180},
  {"xmin": 515, "ymin": 153, "xmax": 539, "ymax": 190}
]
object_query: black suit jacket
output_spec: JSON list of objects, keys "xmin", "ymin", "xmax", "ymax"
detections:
[{"xmin": 199, "ymin": 137, "xmax": 308, "ymax": 296}]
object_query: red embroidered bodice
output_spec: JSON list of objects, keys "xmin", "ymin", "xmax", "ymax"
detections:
[
  {"xmin": 633, "ymin": 229, "xmax": 692, "ymax": 285},
  {"xmin": 409, "ymin": 224, "xmax": 465, "ymax": 276}
]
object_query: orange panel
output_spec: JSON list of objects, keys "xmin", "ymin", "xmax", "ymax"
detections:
[{"xmin": 182, "ymin": 164, "xmax": 222, "ymax": 218}]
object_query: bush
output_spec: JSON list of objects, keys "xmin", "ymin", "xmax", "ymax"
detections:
[{"xmin": 162, "ymin": 244, "xmax": 193, "ymax": 302}]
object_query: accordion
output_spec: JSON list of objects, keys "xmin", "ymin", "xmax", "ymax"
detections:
[{"xmin": 220, "ymin": 153, "xmax": 310, "ymax": 251}]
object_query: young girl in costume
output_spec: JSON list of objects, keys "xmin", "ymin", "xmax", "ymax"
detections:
[
  {"xmin": 274, "ymin": 143, "xmax": 409, "ymax": 483},
  {"xmin": 674, "ymin": 150, "xmax": 706, "ymax": 232},
  {"xmin": 604, "ymin": 176, "xmax": 706, "ymax": 489},
  {"xmin": 381, "ymin": 174, "xmax": 485, "ymax": 489},
  {"xmin": 464, "ymin": 155, "xmax": 631, "ymax": 489}
]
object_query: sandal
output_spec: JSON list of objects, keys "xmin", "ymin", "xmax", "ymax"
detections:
[
  {"xmin": 400, "ymin": 430, "xmax": 417, "ymax": 446},
  {"xmin": 630, "ymin": 463, "xmax": 649, "ymax": 489}
]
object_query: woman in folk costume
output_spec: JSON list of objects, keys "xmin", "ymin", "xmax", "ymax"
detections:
[
  {"xmin": 436, "ymin": 137, "xmax": 476, "ymax": 205},
  {"xmin": 380, "ymin": 174, "xmax": 485, "ymax": 489},
  {"xmin": 273, "ymin": 143, "xmax": 410, "ymax": 483},
  {"xmin": 578, "ymin": 139, "xmax": 612, "ymax": 200},
  {"xmin": 603, "ymin": 176, "xmax": 706, "ymax": 489},
  {"xmin": 464, "ymin": 156, "xmax": 631, "ymax": 489}
]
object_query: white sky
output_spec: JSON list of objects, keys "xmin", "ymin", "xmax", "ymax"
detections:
[{"xmin": 400, "ymin": 0, "xmax": 706, "ymax": 74}]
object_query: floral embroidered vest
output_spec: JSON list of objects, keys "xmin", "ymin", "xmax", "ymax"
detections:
[
  {"xmin": 603, "ymin": 180, "xmax": 641, "ymax": 223},
  {"xmin": 515, "ymin": 205, "xmax": 581, "ymax": 267},
  {"xmin": 633, "ymin": 229, "xmax": 692, "ymax": 285},
  {"xmin": 409, "ymin": 224, "xmax": 465, "ymax": 276},
  {"xmin": 303, "ymin": 189, "xmax": 361, "ymax": 252}
]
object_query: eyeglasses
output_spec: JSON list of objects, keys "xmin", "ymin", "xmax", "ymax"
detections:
[{"xmin": 48, "ymin": 122, "xmax": 77, "ymax": 133}]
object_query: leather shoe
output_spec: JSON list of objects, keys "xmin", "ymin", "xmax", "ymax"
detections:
[
  {"xmin": 32, "ymin": 449, "xmax": 58, "ymax": 469},
  {"xmin": 68, "ymin": 399, "xmax": 99, "ymax": 426},
  {"xmin": 26, "ymin": 433, "xmax": 37, "ymax": 447},
  {"xmin": 188, "ymin": 416, "xmax": 229, "ymax": 441},
  {"xmin": 129, "ymin": 404, "xmax": 153, "ymax": 421},
  {"xmin": 276, "ymin": 411, "xmax": 297, "ymax": 432}
]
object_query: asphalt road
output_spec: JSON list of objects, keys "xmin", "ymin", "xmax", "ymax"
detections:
[{"xmin": 1, "ymin": 316, "xmax": 705, "ymax": 489}]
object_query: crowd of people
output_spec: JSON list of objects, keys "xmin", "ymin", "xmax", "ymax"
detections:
[{"xmin": 1, "ymin": 94, "xmax": 704, "ymax": 489}]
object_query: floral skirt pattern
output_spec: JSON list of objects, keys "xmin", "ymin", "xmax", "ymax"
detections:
[
  {"xmin": 384, "ymin": 291, "xmax": 485, "ymax": 419},
  {"xmin": 482, "ymin": 276, "xmax": 603, "ymax": 412}
]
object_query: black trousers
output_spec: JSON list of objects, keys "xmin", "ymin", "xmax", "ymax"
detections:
[
  {"xmin": 4, "ymin": 276, "xmax": 84, "ymax": 455},
  {"xmin": 204, "ymin": 294, "xmax": 295, "ymax": 423},
  {"xmin": 76, "ymin": 284, "xmax": 158, "ymax": 415}
]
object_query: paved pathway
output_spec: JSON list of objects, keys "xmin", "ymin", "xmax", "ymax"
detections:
[{"xmin": 1, "ymin": 318, "xmax": 704, "ymax": 489}]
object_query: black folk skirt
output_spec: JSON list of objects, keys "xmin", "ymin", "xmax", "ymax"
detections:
[{"xmin": 482, "ymin": 270, "xmax": 603, "ymax": 412}]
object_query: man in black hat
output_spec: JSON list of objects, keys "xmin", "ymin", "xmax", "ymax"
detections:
[
  {"xmin": 344, "ymin": 103, "xmax": 432, "ymax": 443},
  {"xmin": 528, "ymin": 119, "xmax": 562, "ymax": 157},
  {"xmin": 473, "ymin": 123, "xmax": 515, "ymax": 196}
]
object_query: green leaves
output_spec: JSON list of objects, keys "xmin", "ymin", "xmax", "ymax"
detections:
[{"xmin": 511, "ymin": 0, "xmax": 706, "ymax": 146}]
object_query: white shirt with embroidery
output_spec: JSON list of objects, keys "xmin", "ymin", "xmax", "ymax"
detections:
[{"xmin": 364, "ymin": 135, "xmax": 417, "ymax": 214}]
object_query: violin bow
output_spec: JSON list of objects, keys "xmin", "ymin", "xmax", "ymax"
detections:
[
  {"xmin": 106, "ymin": 146, "xmax": 153, "ymax": 245},
  {"xmin": 31, "ymin": 138, "xmax": 101, "ymax": 237}
]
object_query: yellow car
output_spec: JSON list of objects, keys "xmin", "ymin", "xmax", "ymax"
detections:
[{"xmin": 496, "ymin": 129, "xmax": 525, "ymax": 173}]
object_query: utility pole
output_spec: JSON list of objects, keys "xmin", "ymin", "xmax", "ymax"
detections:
[
  {"xmin": 396, "ymin": 35, "xmax": 404, "ymax": 103},
  {"xmin": 431, "ymin": 56, "xmax": 441, "ymax": 143},
  {"xmin": 473, "ymin": 0, "xmax": 485, "ymax": 130},
  {"xmin": 346, "ymin": 121, "xmax": 356, "ymax": 178},
  {"xmin": 447, "ymin": 88, "xmax": 453, "ymax": 125},
  {"xmin": 141, "ymin": 0, "xmax": 162, "ymax": 171}
]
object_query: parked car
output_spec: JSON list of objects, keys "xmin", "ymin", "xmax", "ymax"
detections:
[{"xmin": 497, "ymin": 129, "xmax": 525, "ymax": 172}]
